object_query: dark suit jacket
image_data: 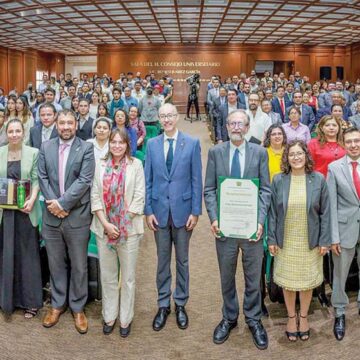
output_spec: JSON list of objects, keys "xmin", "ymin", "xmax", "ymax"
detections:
[
  {"xmin": 204, "ymin": 141, "xmax": 271, "ymax": 232},
  {"xmin": 237, "ymin": 92, "xmax": 247, "ymax": 108},
  {"xmin": 29, "ymin": 124, "xmax": 58, "ymax": 150},
  {"xmin": 272, "ymin": 97, "xmax": 293, "ymax": 122},
  {"xmin": 79, "ymin": 93, "xmax": 92, "ymax": 102},
  {"xmin": 216, "ymin": 101, "xmax": 246, "ymax": 142},
  {"xmin": 285, "ymin": 104, "xmax": 316, "ymax": 131},
  {"xmin": 37, "ymin": 136, "xmax": 95, "ymax": 227},
  {"xmin": 268, "ymin": 172, "xmax": 331, "ymax": 249},
  {"xmin": 76, "ymin": 117, "xmax": 94, "ymax": 141}
]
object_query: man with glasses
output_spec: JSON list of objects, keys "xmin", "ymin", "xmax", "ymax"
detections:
[
  {"xmin": 204, "ymin": 109, "xmax": 271, "ymax": 350},
  {"xmin": 145, "ymin": 103, "xmax": 202, "ymax": 332},
  {"xmin": 327, "ymin": 127, "xmax": 360, "ymax": 341}
]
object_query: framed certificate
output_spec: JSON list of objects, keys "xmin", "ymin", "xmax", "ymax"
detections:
[{"xmin": 218, "ymin": 177, "xmax": 259, "ymax": 239}]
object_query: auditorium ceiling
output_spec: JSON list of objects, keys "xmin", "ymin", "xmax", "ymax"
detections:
[{"xmin": 0, "ymin": 0, "xmax": 359, "ymax": 54}]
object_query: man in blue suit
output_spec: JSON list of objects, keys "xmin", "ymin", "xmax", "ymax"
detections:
[{"xmin": 145, "ymin": 103, "xmax": 202, "ymax": 332}]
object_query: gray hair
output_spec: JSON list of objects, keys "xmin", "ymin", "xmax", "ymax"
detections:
[{"xmin": 226, "ymin": 109, "xmax": 250, "ymax": 125}]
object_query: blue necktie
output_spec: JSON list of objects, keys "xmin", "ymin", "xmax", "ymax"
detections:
[
  {"xmin": 166, "ymin": 138, "xmax": 174, "ymax": 174},
  {"xmin": 230, "ymin": 148, "xmax": 241, "ymax": 178}
]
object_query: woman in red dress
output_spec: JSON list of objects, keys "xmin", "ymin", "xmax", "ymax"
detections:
[{"xmin": 308, "ymin": 115, "xmax": 346, "ymax": 178}]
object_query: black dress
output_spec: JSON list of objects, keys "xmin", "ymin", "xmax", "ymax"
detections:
[{"xmin": 0, "ymin": 160, "xmax": 42, "ymax": 314}]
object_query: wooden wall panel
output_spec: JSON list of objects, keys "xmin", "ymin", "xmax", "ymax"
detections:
[
  {"xmin": 0, "ymin": 46, "xmax": 65, "ymax": 94},
  {"xmin": 23, "ymin": 50, "xmax": 37, "ymax": 88},
  {"xmin": 8, "ymin": 50, "xmax": 23, "ymax": 94},
  {"xmin": 0, "ymin": 47, "xmax": 8, "ymax": 93}
]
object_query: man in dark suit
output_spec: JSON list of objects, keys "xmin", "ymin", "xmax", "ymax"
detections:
[
  {"xmin": 78, "ymin": 82, "xmax": 92, "ymax": 102},
  {"xmin": 216, "ymin": 89, "xmax": 246, "ymax": 143},
  {"xmin": 29, "ymin": 103, "xmax": 58, "ymax": 149},
  {"xmin": 211, "ymin": 87, "xmax": 227, "ymax": 141},
  {"xmin": 204, "ymin": 109, "xmax": 271, "ymax": 350},
  {"xmin": 285, "ymin": 90, "xmax": 316, "ymax": 131},
  {"xmin": 238, "ymin": 82, "xmax": 250, "ymax": 109},
  {"xmin": 76, "ymin": 99, "xmax": 94, "ymax": 141},
  {"xmin": 145, "ymin": 103, "xmax": 202, "ymax": 332},
  {"xmin": 272, "ymin": 86, "xmax": 292, "ymax": 122},
  {"xmin": 38, "ymin": 109, "xmax": 95, "ymax": 334}
]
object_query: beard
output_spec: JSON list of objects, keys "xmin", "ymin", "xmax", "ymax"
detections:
[
  {"xmin": 249, "ymin": 104, "xmax": 257, "ymax": 111},
  {"xmin": 229, "ymin": 132, "xmax": 244, "ymax": 142}
]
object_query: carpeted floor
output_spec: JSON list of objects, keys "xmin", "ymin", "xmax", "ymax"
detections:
[{"xmin": 1, "ymin": 116, "xmax": 360, "ymax": 360}]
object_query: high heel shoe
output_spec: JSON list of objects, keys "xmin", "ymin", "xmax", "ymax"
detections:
[
  {"xmin": 298, "ymin": 314, "xmax": 310, "ymax": 341},
  {"xmin": 285, "ymin": 314, "xmax": 298, "ymax": 342}
]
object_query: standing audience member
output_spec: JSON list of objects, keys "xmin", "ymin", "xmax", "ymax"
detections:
[
  {"xmin": 113, "ymin": 109, "xmax": 137, "ymax": 156},
  {"xmin": 145, "ymin": 104, "xmax": 202, "ymax": 332},
  {"xmin": 97, "ymin": 102, "xmax": 111, "ymax": 119},
  {"xmin": 245, "ymin": 93, "xmax": 272, "ymax": 144},
  {"xmin": 38, "ymin": 109, "xmax": 95, "ymax": 334},
  {"xmin": 139, "ymin": 87, "xmax": 161, "ymax": 126},
  {"xmin": 261, "ymin": 99, "xmax": 282, "ymax": 125},
  {"xmin": 263, "ymin": 124, "xmax": 287, "ymax": 181},
  {"xmin": 87, "ymin": 117, "xmax": 111, "ymax": 161},
  {"xmin": 268, "ymin": 140, "xmax": 330, "ymax": 342},
  {"xmin": 216, "ymin": 89, "xmax": 246, "ymax": 143},
  {"xmin": 204, "ymin": 109, "xmax": 271, "ymax": 350},
  {"xmin": 128, "ymin": 106, "xmax": 146, "ymax": 148},
  {"xmin": 76, "ymin": 99, "xmax": 94, "ymax": 141},
  {"xmin": 283, "ymin": 107, "xmax": 311, "ymax": 144},
  {"xmin": 90, "ymin": 128, "xmax": 145, "ymax": 337},
  {"xmin": 0, "ymin": 119, "xmax": 43, "ymax": 318},
  {"xmin": 327, "ymin": 127, "xmax": 360, "ymax": 341},
  {"xmin": 15, "ymin": 96, "xmax": 34, "ymax": 145},
  {"xmin": 89, "ymin": 92, "xmax": 100, "ymax": 119},
  {"xmin": 308, "ymin": 115, "xmax": 346, "ymax": 177},
  {"xmin": 30, "ymin": 103, "xmax": 58, "ymax": 149},
  {"xmin": 107, "ymin": 88, "xmax": 127, "ymax": 119}
]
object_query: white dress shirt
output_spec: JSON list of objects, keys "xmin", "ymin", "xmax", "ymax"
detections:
[
  {"xmin": 42, "ymin": 123, "xmax": 55, "ymax": 142},
  {"xmin": 245, "ymin": 108, "xmax": 272, "ymax": 143},
  {"xmin": 163, "ymin": 129, "xmax": 179, "ymax": 159},
  {"xmin": 229, "ymin": 140, "xmax": 246, "ymax": 177},
  {"xmin": 347, "ymin": 156, "xmax": 360, "ymax": 178}
]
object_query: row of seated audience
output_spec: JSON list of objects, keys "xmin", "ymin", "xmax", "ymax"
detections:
[{"xmin": 0, "ymin": 70, "xmax": 358, "ymax": 350}]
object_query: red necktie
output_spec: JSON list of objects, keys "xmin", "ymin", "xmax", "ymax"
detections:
[
  {"xmin": 351, "ymin": 161, "xmax": 360, "ymax": 198},
  {"xmin": 280, "ymin": 98, "xmax": 285, "ymax": 115}
]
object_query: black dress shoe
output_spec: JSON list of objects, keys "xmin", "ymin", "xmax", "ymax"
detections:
[
  {"xmin": 334, "ymin": 315, "xmax": 345, "ymax": 341},
  {"xmin": 120, "ymin": 323, "xmax": 131, "ymax": 338},
  {"xmin": 152, "ymin": 307, "xmax": 171, "ymax": 331},
  {"xmin": 103, "ymin": 321, "xmax": 116, "ymax": 335},
  {"xmin": 213, "ymin": 319, "xmax": 238, "ymax": 344},
  {"xmin": 248, "ymin": 321, "xmax": 268, "ymax": 350},
  {"xmin": 175, "ymin": 305, "xmax": 188, "ymax": 330}
]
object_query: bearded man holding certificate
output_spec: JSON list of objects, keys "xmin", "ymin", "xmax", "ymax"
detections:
[{"xmin": 204, "ymin": 109, "xmax": 271, "ymax": 350}]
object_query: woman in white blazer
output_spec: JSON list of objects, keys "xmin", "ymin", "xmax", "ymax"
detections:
[{"xmin": 91, "ymin": 127, "xmax": 145, "ymax": 337}]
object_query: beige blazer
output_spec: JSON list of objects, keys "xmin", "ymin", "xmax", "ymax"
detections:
[{"xmin": 90, "ymin": 157, "xmax": 145, "ymax": 238}]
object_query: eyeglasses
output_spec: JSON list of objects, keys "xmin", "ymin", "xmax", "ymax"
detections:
[
  {"xmin": 159, "ymin": 113, "xmax": 177, "ymax": 120},
  {"xmin": 288, "ymin": 151, "xmax": 305, "ymax": 159},
  {"xmin": 228, "ymin": 122, "xmax": 247, "ymax": 129}
]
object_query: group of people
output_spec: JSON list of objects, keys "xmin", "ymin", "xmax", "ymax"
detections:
[
  {"xmin": 206, "ymin": 70, "xmax": 360, "ymax": 146},
  {"xmin": 0, "ymin": 68, "xmax": 359, "ymax": 352}
]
